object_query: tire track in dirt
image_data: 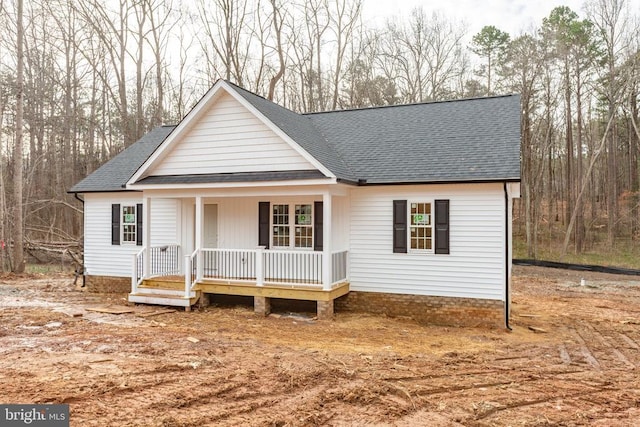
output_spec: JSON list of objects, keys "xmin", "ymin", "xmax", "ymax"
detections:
[
  {"xmin": 469, "ymin": 384, "xmax": 621, "ymax": 422},
  {"xmin": 586, "ymin": 323, "xmax": 637, "ymax": 369},
  {"xmin": 566, "ymin": 326, "xmax": 602, "ymax": 369}
]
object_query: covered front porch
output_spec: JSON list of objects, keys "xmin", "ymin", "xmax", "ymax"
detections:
[{"xmin": 127, "ymin": 187, "xmax": 350, "ymax": 317}]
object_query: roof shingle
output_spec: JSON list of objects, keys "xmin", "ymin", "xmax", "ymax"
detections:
[{"xmin": 69, "ymin": 125, "xmax": 175, "ymax": 193}]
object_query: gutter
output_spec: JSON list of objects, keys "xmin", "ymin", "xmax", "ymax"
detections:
[
  {"xmin": 503, "ymin": 182, "xmax": 512, "ymax": 331},
  {"xmin": 337, "ymin": 177, "xmax": 521, "ymax": 186},
  {"xmin": 73, "ymin": 193, "xmax": 86, "ymax": 288}
]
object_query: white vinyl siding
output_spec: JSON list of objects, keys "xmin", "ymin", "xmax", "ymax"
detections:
[
  {"xmin": 210, "ymin": 196, "xmax": 350, "ymax": 251},
  {"xmin": 349, "ymin": 183, "xmax": 506, "ymax": 300},
  {"xmin": 84, "ymin": 194, "xmax": 178, "ymax": 277},
  {"xmin": 149, "ymin": 92, "xmax": 315, "ymax": 176},
  {"xmin": 216, "ymin": 198, "xmax": 260, "ymax": 249},
  {"xmin": 331, "ymin": 195, "xmax": 350, "ymax": 251}
]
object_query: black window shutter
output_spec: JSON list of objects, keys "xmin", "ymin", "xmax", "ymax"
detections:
[
  {"xmin": 393, "ymin": 200, "xmax": 407, "ymax": 253},
  {"xmin": 435, "ymin": 199, "xmax": 450, "ymax": 254},
  {"xmin": 136, "ymin": 203, "xmax": 143, "ymax": 246},
  {"xmin": 111, "ymin": 204, "xmax": 120, "ymax": 245},
  {"xmin": 258, "ymin": 202, "xmax": 270, "ymax": 248},
  {"xmin": 314, "ymin": 201, "xmax": 323, "ymax": 251}
]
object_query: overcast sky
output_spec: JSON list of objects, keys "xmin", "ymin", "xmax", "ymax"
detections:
[{"xmin": 362, "ymin": 0, "xmax": 638, "ymax": 37}]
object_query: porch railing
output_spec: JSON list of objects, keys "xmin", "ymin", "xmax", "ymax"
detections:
[
  {"xmin": 131, "ymin": 247, "xmax": 145, "ymax": 294},
  {"xmin": 184, "ymin": 249, "xmax": 198, "ymax": 298},
  {"xmin": 196, "ymin": 248, "xmax": 327, "ymax": 286},
  {"xmin": 201, "ymin": 248, "xmax": 256, "ymax": 281},
  {"xmin": 148, "ymin": 244, "xmax": 181, "ymax": 277},
  {"xmin": 132, "ymin": 245, "xmax": 181, "ymax": 294},
  {"xmin": 138, "ymin": 246, "xmax": 348, "ymax": 293},
  {"xmin": 331, "ymin": 250, "xmax": 348, "ymax": 285},
  {"xmin": 264, "ymin": 250, "xmax": 322, "ymax": 284}
]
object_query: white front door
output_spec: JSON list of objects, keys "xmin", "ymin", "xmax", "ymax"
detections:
[{"xmin": 204, "ymin": 204, "xmax": 218, "ymax": 248}]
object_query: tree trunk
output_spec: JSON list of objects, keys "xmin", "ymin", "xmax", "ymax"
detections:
[
  {"xmin": 575, "ymin": 67, "xmax": 584, "ymax": 253},
  {"xmin": 12, "ymin": 0, "xmax": 25, "ymax": 273}
]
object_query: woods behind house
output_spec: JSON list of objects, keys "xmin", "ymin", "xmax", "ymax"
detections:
[{"xmin": 0, "ymin": 0, "xmax": 639, "ymax": 271}]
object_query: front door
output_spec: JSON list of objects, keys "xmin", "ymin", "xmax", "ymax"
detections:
[{"xmin": 204, "ymin": 204, "xmax": 218, "ymax": 248}]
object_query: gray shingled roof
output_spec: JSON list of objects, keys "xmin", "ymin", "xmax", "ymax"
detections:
[
  {"xmin": 307, "ymin": 94, "xmax": 521, "ymax": 184},
  {"xmin": 69, "ymin": 125, "xmax": 175, "ymax": 192},
  {"xmin": 70, "ymin": 82, "xmax": 520, "ymax": 193}
]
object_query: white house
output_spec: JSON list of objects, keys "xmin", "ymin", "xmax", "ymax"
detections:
[{"xmin": 70, "ymin": 80, "xmax": 521, "ymax": 328}]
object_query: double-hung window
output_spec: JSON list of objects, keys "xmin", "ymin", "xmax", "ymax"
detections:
[
  {"xmin": 272, "ymin": 203, "xmax": 313, "ymax": 249},
  {"xmin": 111, "ymin": 203, "xmax": 142, "ymax": 246},
  {"xmin": 393, "ymin": 199, "xmax": 449, "ymax": 254},
  {"xmin": 409, "ymin": 202, "xmax": 432, "ymax": 251},
  {"xmin": 122, "ymin": 205, "xmax": 137, "ymax": 244}
]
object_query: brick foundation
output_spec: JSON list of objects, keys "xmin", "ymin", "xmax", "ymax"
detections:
[
  {"xmin": 335, "ymin": 291, "xmax": 505, "ymax": 328},
  {"xmin": 84, "ymin": 275, "xmax": 131, "ymax": 293},
  {"xmin": 254, "ymin": 296, "xmax": 271, "ymax": 316},
  {"xmin": 198, "ymin": 293, "xmax": 211, "ymax": 309},
  {"xmin": 317, "ymin": 300, "xmax": 334, "ymax": 320}
]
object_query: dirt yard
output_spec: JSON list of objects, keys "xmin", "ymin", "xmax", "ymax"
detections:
[{"xmin": 1, "ymin": 266, "xmax": 639, "ymax": 426}]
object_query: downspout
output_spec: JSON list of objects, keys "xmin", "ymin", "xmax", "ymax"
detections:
[
  {"xmin": 503, "ymin": 182, "xmax": 512, "ymax": 331},
  {"xmin": 73, "ymin": 193, "xmax": 86, "ymax": 288}
]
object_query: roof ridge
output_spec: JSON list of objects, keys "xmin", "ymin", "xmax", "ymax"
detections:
[{"xmin": 303, "ymin": 93, "xmax": 520, "ymax": 116}]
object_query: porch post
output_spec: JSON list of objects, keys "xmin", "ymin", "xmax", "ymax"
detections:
[
  {"xmin": 142, "ymin": 196, "xmax": 151, "ymax": 277},
  {"xmin": 195, "ymin": 196, "xmax": 204, "ymax": 281},
  {"xmin": 256, "ymin": 246, "xmax": 265, "ymax": 286},
  {"xmin": 322, "ymin": 191, "xmax": 332, "ymax": 290}
]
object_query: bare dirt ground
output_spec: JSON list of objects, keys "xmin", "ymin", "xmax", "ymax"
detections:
[{"xmin": 1, "ymin": 266, "xmax": 639, "ymax": 426}]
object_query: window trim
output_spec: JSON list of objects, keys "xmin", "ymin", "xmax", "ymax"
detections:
[
  {"xmin": 270, "ymin": 201, "xmax": 315, "ymax": 250},
  {"xmin": 408, "ymin": 200, "xmax": 434, "ymax": 253},
  {"xmin": 121, "ymin": 204, "xmax": 138, "ymax": 245}
]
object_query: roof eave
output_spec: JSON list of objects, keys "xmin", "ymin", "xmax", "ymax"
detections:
[
  {"xmin": 67, "ymin": 188, "xmax": 142, "ymax": 194},
  {"xmin": 127, "ymin": 177, "xmax": 338, "ymax": 191},
  {"xmin": 354, "ymin": 177, "xmax": 521, "ymax": 186}
]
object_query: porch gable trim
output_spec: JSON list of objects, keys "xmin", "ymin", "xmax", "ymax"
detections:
[{"xmin": 126, "ymin": 80, "xmax": 335, "ymax": 188}]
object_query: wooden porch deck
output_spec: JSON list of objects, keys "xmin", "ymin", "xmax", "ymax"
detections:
[
  {"xmin": 140, "ymin": 275, "xmax": 349, "ymax": 301},
  {"xmin": 136, "ymin": 276, "xmax": 350, "ymax": 315}
]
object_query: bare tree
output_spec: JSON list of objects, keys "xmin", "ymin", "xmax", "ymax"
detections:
[
  {"xmin": 587, "ymin": 0, "xmax": 630, "ymax": 247},
  {"xmin": 13, "ymin": 0, "xmax": 25, "ymax": 272},
  {"xmin": 267, "ymin": 0, "xmax": 286, "ymax": 100},
  {"xmin": 328, "ymin": 0, "xmax": 361, "ymax": 109},
  {"xmin": 197, "ymin": 0, "xmax": 252, "ymax": 86}
]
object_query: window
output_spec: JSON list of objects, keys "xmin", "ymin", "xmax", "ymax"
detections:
[
  {"xmin": 393, "ymin": 199, "xmax": 449, "ymax": 254},
  {"xmin": 272, "ymin": 203, "xmax": 313, "ymax": 249},
  {"xmin": 410, "ymin": 202, "xmax": 432, "ymax": 250},
  {"xmin": 294, "ymin": 204, "xmax": 313, "ymax": 248},
  {"xmin": 272, "ymin": 204, "xmax": 290, "ymax": 247},
  {"xmin": 122, "ymin": 205, "xmax": 137, "ymax": 244}
]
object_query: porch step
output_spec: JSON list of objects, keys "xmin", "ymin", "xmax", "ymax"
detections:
[
  {"xmin": 139, "ymin": 278, "xmax": 185, "ymax": 291},
  {"xmin": 134, "ymin": 287, "xmax": 193, "ymax": 297},
  {"xmin": 128, "ymin": 291, "xmax": 200, "ymax": 308}
]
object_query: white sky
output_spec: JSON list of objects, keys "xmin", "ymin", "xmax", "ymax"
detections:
[{"xmin": 361, "ymin": 0, "xmax": 637, "ymax": 37}]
